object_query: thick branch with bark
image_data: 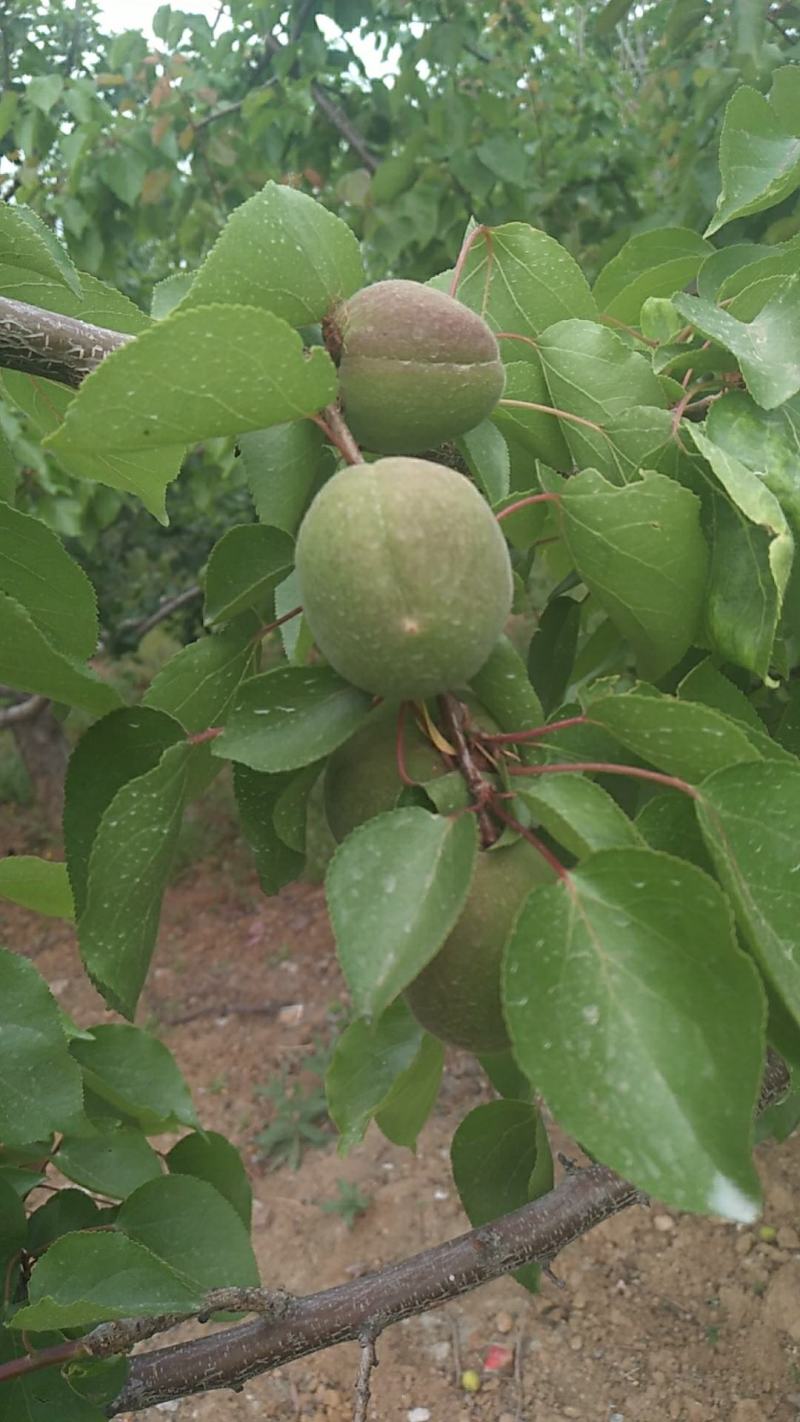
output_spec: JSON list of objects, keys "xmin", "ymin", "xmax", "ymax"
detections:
[
  {"xmin": 101, "ymin": 1052, "xmax": 789, "ymax": 1414},
  {"xmin": 0, "ymin": 297, "xmax": 130, "ymax": 387}
]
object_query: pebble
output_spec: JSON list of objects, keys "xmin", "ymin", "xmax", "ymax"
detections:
[
  {"xmin": 564, "ymin": 1408, "xmax": 582, "ymax": 1418},
  {"xmin": 499, "ymin": 1414, "xmax": 516, "ymax": 1422},
  {"xmin": 569, "ymin": 1335, "xmax": 583, "ymax": 1351},
  {"xmin": 495, "ymin": 1310, "xmax": 514, "ymax": 1333},
  {"xmin": 764, "ymin": 1261, "xmax": 800, "ymax": 1342},
  {"xmin": 736, "ymin": 1233, "xmax": 754, "ymax": 1255},
  {"xmin": 778, "ymin": 1225, "xmax": 800, "ymax": 1250},
  {"xmin": 653, "ymin": 1213, "xmax": 675, "ymax": 1233},
  {"xmin": 408, "ymin": 1411, "xmax": 431, "ymax": 1422}
]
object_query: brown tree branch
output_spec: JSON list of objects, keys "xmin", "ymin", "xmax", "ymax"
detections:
[
  {"xmin": 0, "ymin": 693, "xmax": 47, "ymax": 728},
  {"xmin": 261, "ymin": 32, "xmax": 379, "ymax": 172},
  {"xmin": 0, "ymin": 297, "xmax": 130, "ymax": 387},
  {"xmin": 110, "ymin": 1163, "xmax": 642, "ymax": 1413},
  {"xmin": 102, "ymin": 1050, "xmax": 789, "ymax": 1414}
]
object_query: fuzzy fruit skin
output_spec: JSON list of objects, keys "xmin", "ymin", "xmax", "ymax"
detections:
[
  {"xmin": 404, "ymin": 838, "xmax": 554, "ymax": 1053},
  {"xmin": 295, "ymin": 458, "xmax": 513, "ymax": 699},
  {"xmin": 324, "ymin": 695, "xmax": 498, "ymax": 842},
  {"xmin": 335, "ymin": 279, "xmax": 505, "ymax": 454},
  {"xmin": 324, "ymin": 704, "xmax": 445, "ymax": 842}
]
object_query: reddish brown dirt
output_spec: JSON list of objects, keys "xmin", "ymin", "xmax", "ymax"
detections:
[{"xmin": 2, "ymin": 801, "xmax": 800, "ymax": 1422}]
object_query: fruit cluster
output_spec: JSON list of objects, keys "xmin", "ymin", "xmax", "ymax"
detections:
[{"xmin": 291, "ymin": 280, "xmax": 551, "ymax": 1053}]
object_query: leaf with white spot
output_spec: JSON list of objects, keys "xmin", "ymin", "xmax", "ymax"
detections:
[
  {"xmin": 327, "ymin": 808, "xmax": 477, "ymax": 1018},
  {"xmin": 504, "ymin": 849, "xmax": 764, "ymax": 1217}
]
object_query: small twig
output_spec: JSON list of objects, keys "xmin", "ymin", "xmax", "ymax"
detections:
[
  {"xmin": 0, "ymin": 694, "xmax": 47, "ymax": 728},
  {"xmin": 353, "ymin": 1331, "xmax": 379, "ymax": 1422},
  {"xmin": 498, "ymin": 398, "xmax": 605, "ymax": 435},
  {"xmin": 0, "ymin": 296, "xmax": 130, "ymax": 387},
  {"xmin": 439, "ymin": 693, "xmax": 497, "ymax": 847},
  {"xmin": 313, "ymin": 405, "xmax": 362, "ymax": 465},
  {"xmin": 496, "ymin": 491, "xmax": 561, "ymax": 523},
  {"xmin": 252, "ymin": 604, "xmax": 304, "ymax": 643},
  {"xmin": 507, "ymin": 760, "xmax": 700, "ymax": 800},
  {"xmin": 118, "ymin": 585, "xmax": 202, "ymax": 642}
]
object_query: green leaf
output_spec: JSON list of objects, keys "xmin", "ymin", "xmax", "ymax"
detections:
[
  {"xmin": 505, "ymin": 850, "xmax": 764, "ymax": 1218},
  {"xmin": 272, "ymin": 762, "xmax": 320, "ymax": 852},
  {"xmin": 177, "ymin": 180, "xmax": 364, "ymax": 326},
  {"xmin": 65, "ymin": 708, "xmax": 186, "ymax": 918},
  {"xmin": 214, "ymin": 666, "xmax": 372, "ymax": 773},
  {"xmin": 705, "ymin": 389, "xmax": 800, "ymax": 542},
  {"xmin": 677, "ymin": 657, "xmax": 766, "ymax": 734},
  {"xmin": 0, "ymin": 1326, "xmax": 107, "ymax": 1420},
  {"xmin": 492, "ymin": 359, "xmax": 571, "ymax": 469},
  {"xmin": 375, "ymin": 1034, "xmax": 444, "ymax": 1149},
  {"xmin": 527, "ymin": 598, "xmax": 582, "ymax": 715},
  {"xmin": 635, "ymin": 791, "xmax": 715, "ymax": 873},
  {"xmin": 0, "ymin": 1174, "xmax": 26, "ymax": 1281},
  {"xmin": 45, "ymin": 306, "xmax": 336, "ymax": 462},
  {"xmin": 0, "ymin": 591, "xmax": 121, "ymax": 714},
  {"xmin": 469, "ymin": 634, "xmax": 544, "ymax": 748},
  {"xmin": 27, "ymin": 1190, "xmax": 100, "ymax": 1253},
  {"xmin": 117, "ymin": 1175, "xmax": 259, "ymax": 1292},
  {"xmin": 0, "ymin": 948, "xmax": 85, "ymax": 1145},
  {"xmin": 594, "ymin": 0, "xmax": 636, "ymax": 34},
  {"xmin": 518, "ymin": 774, "xmax": 642, "ymax": 859},
  {"xmin": 0, "ymin": 202, "xmax": 81, "ymax": 294},
  {"xmin": 686, "ymin": 425, "xmax": 792, "ymax": 675},
  {"xmin": 478, "ymin": 1050, "xmax": 532, "ymax": 1100},
  {"xmin": 697, "ymin": 761, "xmax": 800, "ymax": 1034},
  {"xmin": 452, "ymin": 223, "xmax": 596, "ymax": 345},
  {"xmin": 70, "ymin": 1026, "xmax": 199, "ymax": 1135},
  {"xmin": 697, "ymin": 243, "xmax": 769, "ymax": 302},
  {"xmin": 203, "ymin": 525, "xmax": 294, "ymax": 625},
  {"xmin": 167, "ymin": 1131, "xmax": 252, "ymax": 1229},
  {"xmin": 11, "ymin": 1232, "xmax": 201, "ymax": 1330},
  {"xmin": 326, "ymin": 999, "xmax": 427, "ymax": 1151},
  {"xmin": 557, "ymin": 469, "xmax": 707, "ymax": 680},
  {"xmin": 78, "ymin": 742, "xmax": 191, "ymax": 1018},
  {"xmin": 0, "ymin": 857, "xmax": 74, "ymax": 919},
  {"xmin": 451, "ymin": 1100, "xmax": 553, "ymax": 1292},
  {"xmin": 142, "ymin": 617, "xmax": 256, "ymax": 794},
  {"xmin": 591, "ymin": 687, "xmax": 761, "ymax": 782},
  {"xmin": 593, "ymin": 228, "xmax": 712, "ymax": 326},
  {"xmin": 233, "ymin": 765, "xmax": 305, "ymax": 895},
  {"xmin": 240, "ymin": 421, "xmax": 333, "ymax": 537},
  {"xmin": 151, "ymin": 271, "xmax": 195, "ymax": 319},
  {"xmin": 457, "ymin": 421, "xmax": 510, "ymax": 503},
  {"xmin": 58, "ymin": 1125, "xmax": 163, "ymax": 1199},
  {"xmin": 326, "ymin": 807, "xmax": 478, "ymax": 1018},
  {"xmin": 706, "ymin": 85, "xmax": 800, "ymax": 237},
  {"xmin": 674, "ymin": 283, "xmax": 800, "ymax": 410}
]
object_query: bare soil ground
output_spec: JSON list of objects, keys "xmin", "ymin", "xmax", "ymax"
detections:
[{"xmin": 3, "ymin": 796, "xmax": 800, "ymax": 1422}]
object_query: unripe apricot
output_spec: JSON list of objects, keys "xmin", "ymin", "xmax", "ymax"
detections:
[
  {"xmin": 295, "ymin": 457, "xmax": 513, "ymax": 699},
  {"xmin": 333, "ymin": 279, "xmax": 505, "ymax": 453},
  {"xmin": 405, "ymin": 838, "xmax": 554, "ymax": 1053}
]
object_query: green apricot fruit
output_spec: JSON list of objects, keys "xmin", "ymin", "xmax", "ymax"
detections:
[
  {"xmin": 324, "ymin": 695, "xmax": 497, "ymax": 842},
  {"xmin": 294, "ymin": 457, "xmax": 513, "ymax": 699},
  {"xmin": 333, "ymin": 279, "xmax": 505, "ymax": 454},
  {"xmin": 324, "ymin": 704, "xmax": 445, "ymax": 842},
  {"xmin": 404, "ymin": 838, "xmax": 554, "ymax": 1054}
]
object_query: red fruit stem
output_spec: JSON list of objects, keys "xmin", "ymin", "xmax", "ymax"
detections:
[
  {"xmin": 496, "ymin": 492, "xmax": 560, "ymax": 522},
  {"xmin": 312, "ymin": 404, "xmax": 362, "ymax": 465},
  {"xmin": 0, "ymin": 1337, "xmax": 89, "ymax": 1385},
  {"xmin": 186, "ymin": 726, "xmax": 223, "ymax": 746},
  {"xmin": 495, "ymin": 331, "xmax": 540, "ymax": 352},
  {"xmin": 481, "ymin": 715, "xmax": 595, "ymax": 744},
  {"xmin": 599, "ymin": 313, "xmax": 657, "ymax": 347},
  {"xmin": 508, "ymin": 761, "xmax": 699, "ymax": 799},
  {"xmin": 489, "ymin": 800, "xmax": 570, "ymax": 881},
  {"xmin": 395, "ymin": 702, "xmax": 420, "ymax": 788},
  {"xmin": 252, "ymin": 604, "xmax": 304, "ymax": 642},
  {"xmin": 498, "ymin": 398, "xmax": 605, "ymax": 435},
  {"xmin": 449, "ymin": 223, "xmax": 490, "ymax": 298}
]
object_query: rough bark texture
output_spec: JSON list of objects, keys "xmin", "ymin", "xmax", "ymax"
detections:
[{"xmin": 0, "ymin": 296, "xmax": 129, "ymax": 387}]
